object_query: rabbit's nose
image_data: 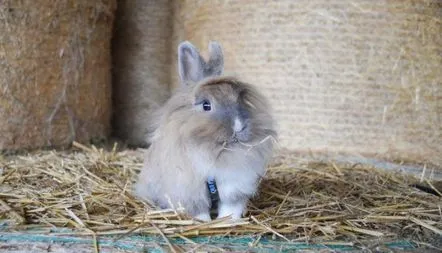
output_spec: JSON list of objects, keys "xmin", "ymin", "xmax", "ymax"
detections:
[{"xmin": 233, "ymin": 117, "xmax": 247, "ymax": 133}]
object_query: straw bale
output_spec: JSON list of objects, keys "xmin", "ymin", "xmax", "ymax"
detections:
[
  {"xmin": 0, "ymin": 0, "xmax": 116, "ymax": 151},
  {"xmin": 170, "ymin": 0, "xmax": 442, "ymax": 168},
  {"xmin": 112, "ymin": 0, "xmax": 172, "ymax": 147},
  {"xmin": 0, "ymin": 144, "xmax": 441, "ymax": 250}
]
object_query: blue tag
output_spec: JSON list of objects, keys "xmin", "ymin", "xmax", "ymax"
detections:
[
  {"xmin": 207, "ymin": 179, "xmax": 217, "ymax": 194},
  {"xmin": 206, "ymin": 177, "xmax": 220, "ymax": 209}
]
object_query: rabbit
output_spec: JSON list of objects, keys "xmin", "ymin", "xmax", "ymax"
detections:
[{"xmin": 134, "ymin": 41, "xmax": 276, "ymax": 222}]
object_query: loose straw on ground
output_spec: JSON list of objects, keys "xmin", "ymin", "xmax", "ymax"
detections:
[{"xmin": 0, "ymin": 142, "xmax": 441, "ymax": 250}]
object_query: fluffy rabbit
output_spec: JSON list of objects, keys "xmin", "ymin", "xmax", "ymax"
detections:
[{"xmin": 134, "ymin": 41, "xmax": 276, "ymax": 221}]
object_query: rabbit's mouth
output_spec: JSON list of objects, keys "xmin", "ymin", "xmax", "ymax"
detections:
[
  {"xmin": 218, "ymin": 137, "xmax": 237, "ymax": 147},
  {"xmin": 228, "ymin": 136, "xmax": 239, "ymax": 145},
  {"xmin": 222, "ymin": 132, "xmax": 249, "ymax": 148},
  {"xmin": 217, "ymin": 135, "xmax": 239, "ymax": 149},
  {"xmin": 216, "ymin": 124, "xmax": 253, "ymax": 149}
]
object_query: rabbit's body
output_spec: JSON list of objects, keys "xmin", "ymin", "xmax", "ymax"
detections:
[
  {"xmin": 135, "ymin": 41, "xmax": 276, "ymax": 221},
  {"xmin": 136, "ymin": 128, "xmax": 270, "ymax": 219}
]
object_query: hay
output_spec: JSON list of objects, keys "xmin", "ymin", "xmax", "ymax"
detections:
[
  {"xmin": 170, "ymin": 0, "xmax": 442, "ymax": 168},
  {"xmin": 0, "ymin": 0, "xmax": 116, "ymax": 151},
  {"xmin": 0, "ymin": 142, "xmax": 441, "ymax": 251},
  {"xmin": 112, "ymin": 0, "xmax": 172, "ymax": 147}
]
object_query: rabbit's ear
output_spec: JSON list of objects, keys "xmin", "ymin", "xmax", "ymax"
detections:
[
  {"xmin": 206, "ymin": 41, "xmax": 224, "ymax": 76},
  {"xmin": 178, "ymin": 41, "xmax": 206, "ymax": 85}
]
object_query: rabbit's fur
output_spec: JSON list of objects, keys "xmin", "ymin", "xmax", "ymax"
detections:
[{"xmin": 134, "ymin": 41, "xmax": 276, "ymax": 221}]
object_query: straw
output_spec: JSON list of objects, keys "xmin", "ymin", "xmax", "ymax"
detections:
[{"xmin": 0, "ymin": 142, "xmax": 441, "ymax": 250}]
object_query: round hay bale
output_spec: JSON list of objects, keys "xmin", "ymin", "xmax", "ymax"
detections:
[
  {"xmin": 112, "ymin": 0, "xmax": 172, "ymax": 147},
  {"xmin": 171, "ymin": 0, "xmax": 442, "ymax": 167},
  {"xmin": 0, "ymin": 0, "xmax": 116, "ymax": 150}
]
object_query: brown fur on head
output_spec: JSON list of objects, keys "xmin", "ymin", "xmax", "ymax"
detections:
[
  {"xmin": 145, "ymin": 49, "xmax": 276, "ymax": 165},
  {"xmin": 147, "ymin": 41, "xmax": 276, "ymax": 154},
  {"xmin": 157, "ymin": 76, "xmax": 276, "ymax": 156}
]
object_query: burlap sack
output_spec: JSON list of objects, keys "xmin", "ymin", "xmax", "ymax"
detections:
[
  {"xmin": 171, "ymin": 0, "xmax": 442, "ymax": 167},
  {"xmin": 112, "ymin": 0, "xmax": 172, "ymax": 147},
  {"xmin": 0, "ymin": 0, "xmax": 116, "ymax": 150}
]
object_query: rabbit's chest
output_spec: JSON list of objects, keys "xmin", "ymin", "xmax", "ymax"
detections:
[
  {"xmin": 188, "ymin": 149, "xmax": 265, "ymax": 200},
  {"xmin": 213, "ymin": 167, "xmax": 260, "ymax": 201}
]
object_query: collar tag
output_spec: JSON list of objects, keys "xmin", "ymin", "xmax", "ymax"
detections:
[{"xmin": 206, "ymin": 177, "xmax": 220, "ymax": 209}]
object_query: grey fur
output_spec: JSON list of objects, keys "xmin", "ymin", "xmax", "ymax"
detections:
[{"xmin": 178, "ymin": 41, "xmax": 224, "ymax": 85}]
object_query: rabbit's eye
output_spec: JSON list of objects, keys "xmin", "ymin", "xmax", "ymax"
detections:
[{"xmin": 202, "ymin": 100, "xmax": 212, "ymax": 111}]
